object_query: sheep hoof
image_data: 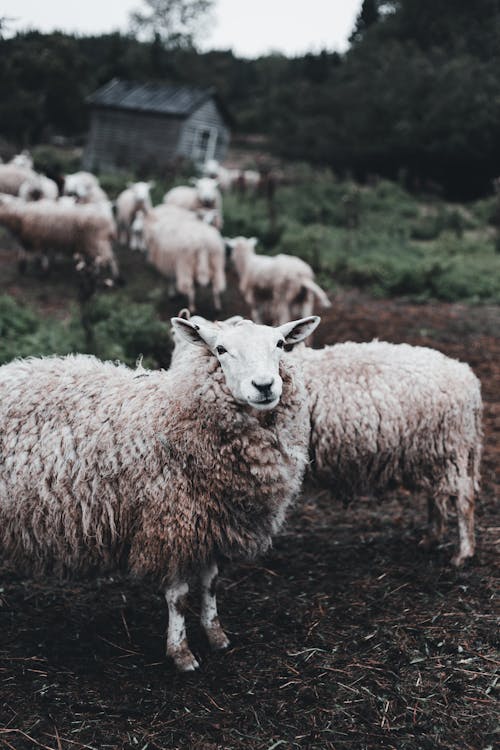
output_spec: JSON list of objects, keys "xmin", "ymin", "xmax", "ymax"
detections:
[
  {"xmin": 207, "ymin": 628, "xmax": 230, "ymax": 651},
  {"xmin": 451, "ymin": 550, "xmax": 473, "ymax": 567},
  {"xmin": 167, "ymin": 643, "xmax": 200, "ymax": 671}
]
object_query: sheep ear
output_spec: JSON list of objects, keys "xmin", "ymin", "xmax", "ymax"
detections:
[
  {"xmin": 170, "ymin": 318, "xmax": 218, "ymax": 349},
  {"xmin": 277, "ymin": 316, "xmax": 320, "ymax": 345},
  {"xmin": 224, "ymin": 315, "xmax": 244, "ymax": 325},
  {"xmin": 249, "ymin": 237, "xmax": 258, "ymax": 248},
  {"xmin": 177, "ymin": 308, "xmax": 191, "ymax": 320},
  {"xmin": 189, "ymin": 177, "xmax": 198, "ymax": 185}
]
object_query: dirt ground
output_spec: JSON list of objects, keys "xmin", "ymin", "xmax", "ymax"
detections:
[{"xmin": 0, "ymin": 250, "xmax": 498, "ymax": 749}]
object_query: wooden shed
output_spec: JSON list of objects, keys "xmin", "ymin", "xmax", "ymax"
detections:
[{"xmin": 83, "ymin": 78, "xmax": 231, "ymax": 172}]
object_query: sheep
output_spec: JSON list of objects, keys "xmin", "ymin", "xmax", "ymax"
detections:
[
  {"xmin": 115, "ymin": 181, "xmax": 154, "ymax": 247},
  {"xmin": 18, "ymin": 173, "xmax": 59, "ymax": 201},
  {"xmin": 0, "ymin": 194, "xmax": 119, "ymax": 279},
  {"xmin": 163, "ymin": 177, "xmax": 223, "ymax": 228},
  {"xmin": 202, "ymin": 159, "xmax": 241, "ymax": 193},
  {"xmin": 136, "ymin": 205, "xmax": 226, "ymax": 310},
  {"xmin": 63, "ymin": 170, "xmax": 100, "ymax": 197},
  {"xmin": 9, "ymin": 150, "xmax": 34, "ymax": 170},
  {"xmin": 292, "ymin": 340, "xmax": 483, "ymax": 566},
  {"xmin": 178, "ymin": 315, "xmax": 482, "ymax": 566},
  {"xmin": 0, "ymin": 163, "xmax": 38, "ymax": 196},
  {"xmin": 228, "ymin": 236, "xmax": 331, "ymax": 325},
  {"xmin": 0, "ymin": 314, "xmax": 320, "ymax": 670}
]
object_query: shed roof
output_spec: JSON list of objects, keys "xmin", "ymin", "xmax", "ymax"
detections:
[{"xmin": 87, "ymin": 78, "xmax": 216, "ymax": 117}]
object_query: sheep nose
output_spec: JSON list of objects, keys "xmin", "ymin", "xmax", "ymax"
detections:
[{"xmin": 252, "ymin": 378, "xmax": 275, "ymax": 394}]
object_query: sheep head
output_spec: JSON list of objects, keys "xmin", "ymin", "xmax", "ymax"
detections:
[{"xmin": 171, "ymin": 316, "xmax": 320, "ymax": 411}]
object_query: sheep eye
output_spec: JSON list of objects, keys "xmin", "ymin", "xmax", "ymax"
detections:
[
  {"xmin": 276, "ymin": 339, "xmax": 285, "ymax": 349},
  {"xmin": 216, "ymin": 345, "xmax": 227, "ymax": 355}
]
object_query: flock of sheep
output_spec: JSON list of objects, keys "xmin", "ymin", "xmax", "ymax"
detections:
[{"xmin": 0, "ymin": 151, "xmax": 483, "ymax": 672}]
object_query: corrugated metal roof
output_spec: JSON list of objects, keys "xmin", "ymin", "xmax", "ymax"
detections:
[{"xmin": 87, "ymin": 78, "xmax": 215, "ymax": 117}]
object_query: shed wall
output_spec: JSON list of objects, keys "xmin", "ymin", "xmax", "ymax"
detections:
[
  {"xmin": 83, "ymin": 108, "xmax": 184, "ymax": 172},
  {"xmin": 178, "ymin": 99, "xmax": 230, "ymax": 164}
]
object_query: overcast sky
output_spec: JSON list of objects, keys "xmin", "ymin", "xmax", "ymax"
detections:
[{"xmin": 2, "ymin": 0, "xmax": 363, "ymax": 57}]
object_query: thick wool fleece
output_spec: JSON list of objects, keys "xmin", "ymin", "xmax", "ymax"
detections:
[
  {"xmin": 0, "ymin": 351, "xmax": 309, "ymax": 584},
  {"xmin": 293, "ymin": 340, "xmax": 482, "ymax": 499}
]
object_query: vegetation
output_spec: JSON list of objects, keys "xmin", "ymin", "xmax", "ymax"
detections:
[
  {"xmin": 0, "ymin": 293, "xmax": 172, "ymax": 368},
  {"xmin": 2, "ymin": 1, "xmax": 500, "ymax": 196},
  {"xmin": 224, "ymin": 168, "xmax": 500, "ymax": 303}
]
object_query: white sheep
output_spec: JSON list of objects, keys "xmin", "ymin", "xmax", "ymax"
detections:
[
  {"xmin": 136, "ymin": 205, "xmax": 226, "ymax": 310},
  {"xmin": 0, "ymin": 163, "xmax": 38, "ymax": 196},
  {"xmin": 0, "ymin": 315, "xmax": 320, "ymax": 670},
  {"xmin": 63, "ymin": 170, "xmax": 100, "ymax": 197},
  {"xmin": 293, "ymin": 340, "xmax": 483, "ymax": 566},
  {"xmin": 115, "ymin": 181, "xmax": 154, "ymax": 247},
  {"xmin": 0, "ymin": 194, "xmax": 119, "ymax": 279},
  {"xmin": 18, "ymin": 173, "xmax": 59, "ymax": 201},
  {"xmin": 202, "ymin": 160, "xmax": 241, "ymax": 192},
  {"xmin": 228, "ymin": 236, "xmax": 331, "ymax": 324},
  {"xmin": 163, "ymin": 177, "xmax": 223, "ymax": 228},
  {"xmin": 9, "ymin": 150, "xmax": 34, "ymax": 170},
  {"xmin": 180, "ymin": 316, "xmax": 483, "ymax": 566}
]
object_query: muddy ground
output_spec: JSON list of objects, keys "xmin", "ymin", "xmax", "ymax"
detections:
[{"xmin": 0, "ymin": 247, "xmax": 498, "ymax": 750}]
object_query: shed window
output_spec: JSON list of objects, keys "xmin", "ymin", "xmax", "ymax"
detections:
[{"xmin": 192, "ymin": 126, "xmax": 218, "ymax": 162}]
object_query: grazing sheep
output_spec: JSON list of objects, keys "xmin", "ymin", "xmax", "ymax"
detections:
[
  {"xmin": 9, "ymin": 150, "xmax": 34, "ymax": 170},
  {"xmin": 163, "ymin": 177, "xmax": 223, "ymax": 228},
  {"xmin": 63, "ymin": 171, "xmax": 100, "ymax": 196},
  {"xmin": 293, "ymin": 341, "xmax": 483, "ymax": 566},
  {"xmin": 0, "ymin": 315, "xmax": 320, "ymax": 670},
  {"xmin": 228, "ymin": 236, "xmax": 331, "ymax": 325},
  {"xmin": 137, "ymin": 205, "xmax": 226, "ymax": 310},
  {"xmin": 0, "ymin": 164, "xmax": 38, "ymax": 196},
  {"xmin": 18, "ymin": 173, "xmax": 59, "ymax": 201},
  {"xmin": 202, "ymin": 160, "xmax": 241, "ymax": 192},
  {"xmin": 115, "ymin": 181, "xmax": 154, "ymax": 247},
  {"xmin": 0, "ymin": 194, "xmax": 119, "ymax": 279}
]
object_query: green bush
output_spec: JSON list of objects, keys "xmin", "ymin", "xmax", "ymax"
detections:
[
  {"xmin": 32, "ymin": 144, "xmax": 81, "ymax": 177},
  {"xmin": 0, "ymin": 294, "xmax": 82, "ymax": 364},
  {"xmin": 0, "ymin": 294, "xmax": 172, "ymax": 368}
]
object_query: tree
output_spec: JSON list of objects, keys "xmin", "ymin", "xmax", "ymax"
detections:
[
  {"xmin": 349, "ymin": 0, "xmax": 380, "ymax": 44},
  {"xmin": 129, "ymin": 0, "xmax": 214, "ymax": 49}
]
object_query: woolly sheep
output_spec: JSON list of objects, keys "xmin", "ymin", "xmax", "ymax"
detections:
[
  {"xmin": 0, "ymin": 315, "xmax": 320, "ymax": 670},
  {"xmin": 292, "ymin": 340, "xmax": 483, "ymax": 566},
  {"xmin": 115, "ymin": 181, "xmax": 154, "ymax": 247},
  {"xmin": 0, "ymin": 163, "xmax": 38, "ymax": 196},
  {"xmin": 0, "ymin": 194, "xmax": 119, "ymax": 279},
  {"xmin": 136, "ymin": 205, "xmax": 226, "ymax": 310},
  {"xmin": 9, "ymin": 150, "xmax": 34, "ymax": 170},
  {"xmin": 63, "ymin": 171, "xmax": 100, "ymax": 197},
  {"xmin": 18, "ymin": 173, "xmax": 59, "ymax": 201},
  {"xmin": 185, "ymin": 315, "xmax": 482, "ymax": 565},
  {"xmin": 228, "ymin": 236, "xmax": 331, "ymax": 325},
  {"xmin": 163, "ymin": 177, "xmax": 223, "ymax": 228}
]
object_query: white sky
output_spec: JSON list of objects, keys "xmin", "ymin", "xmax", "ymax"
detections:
[{"xmin": 2, "ymin": 0, "xmax": 363, "ymax": 57}]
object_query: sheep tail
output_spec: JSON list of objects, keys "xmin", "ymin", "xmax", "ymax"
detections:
[{"xmin": 302, "ymin": 278, "xmax": 331, "ymax": 308}]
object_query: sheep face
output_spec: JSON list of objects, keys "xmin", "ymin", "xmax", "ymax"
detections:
[
  {"xmin": 171, "ymin": 316, "xmax": 320, "ymax": 411},
  {"xmin": 132, "ymin": 181, "xmax": 153, "ymax": 209},
  {"xmin": 196, "ymin": 178, "xmax": 219, "ymax": 208}
]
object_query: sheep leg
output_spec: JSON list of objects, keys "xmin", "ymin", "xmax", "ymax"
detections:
[
  {"xmin": 421, "ymin": 495, "xmax": 447, "ymax": 548},
  {"xmin": 165, "ymin": 581, "xmax": 199, "ymax": 671},
  {"xmin": 451, "ymin": 482, "xmax": 475, "ymax": 567},
  {"xmin": 200, "ymin": 561, "xmax": 230, "ymax": 651}
]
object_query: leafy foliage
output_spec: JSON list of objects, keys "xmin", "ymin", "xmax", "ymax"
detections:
[
  {"xmin": 0, "ymin": 294, "xmax": 172, "ymax": 368},
  {"xmin": 2, "ymin": 2, "xmax": 500, "ymax": 196}
]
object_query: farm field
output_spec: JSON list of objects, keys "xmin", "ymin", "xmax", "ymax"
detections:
[{"xmin": 0, "ymin": 243, "xmax": 498, "ymax": 748}]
